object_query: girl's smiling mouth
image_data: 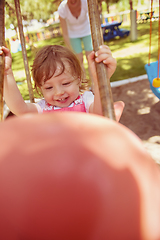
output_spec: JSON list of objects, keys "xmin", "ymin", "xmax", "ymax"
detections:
[{"xmin": 56, "ymin": 97, "xmax": 69, "ymax": 104}]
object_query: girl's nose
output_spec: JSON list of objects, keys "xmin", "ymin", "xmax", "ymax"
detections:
[{"xmin": 54, "ymin": 86, "xmax": 64, "ymax": 96}]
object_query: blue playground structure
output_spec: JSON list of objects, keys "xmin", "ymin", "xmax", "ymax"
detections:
[
  {"xmin": 101, "ymin": 21, "xmax": 130, "ymax": 42},
  {"xmin": 145, "ymin": 61, "xmax": 160, "ymax": 99},
  {"xmin": 145, "ymin": 0, "xmax": 160, "ymax": 99}
]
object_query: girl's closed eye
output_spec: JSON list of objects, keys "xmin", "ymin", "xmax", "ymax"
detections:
[
  {"xmin": 62, "ymin": 81, "xmax": 71, "ymax": 86},
  {"xmin": 45, "ymin": 86, "xmax": 53, "ymax": 90}
]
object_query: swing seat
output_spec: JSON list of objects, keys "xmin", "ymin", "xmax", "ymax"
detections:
[{"xmin": 145, "ymin": 61, "xmax": 160, "ymax": 99}]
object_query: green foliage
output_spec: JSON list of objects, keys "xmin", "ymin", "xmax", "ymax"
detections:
[
  {"xmin": 5, "ymin": 1, "xmax": 18, "ymax": 31},
  {"xmin": 116, "ymin": 0, "xmax": 130, "ymax": 11},
  {"xmin": 102, "ymin": 0, "xmax": 150, "ymax": 12},
  {"xmin": 5, "ymin": 0, "xmax": 57, "ymax": 32}
]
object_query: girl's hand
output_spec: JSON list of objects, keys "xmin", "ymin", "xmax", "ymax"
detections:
[
  {"xmin": 88, "ymin": 45, "xmax": 124, "ymax": 121},
  {"xmin": 88, "ymin": 45, "xmax": 117, "ymax": 80},
  {"xmin": 0, "ymin": 46, "xmax": 12, "ymax": 74}
]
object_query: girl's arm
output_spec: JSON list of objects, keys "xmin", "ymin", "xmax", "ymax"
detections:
[
  {"xmin": 88, "ymin": 45, "xmax": 124, "ymax": 121},
  {"xmin": 0, "ymin": 46, "xmax": 38, "ymax": 116},
  {"xmin": 59, "ymin": 17, "xmax": 72, "ymax": 50}
]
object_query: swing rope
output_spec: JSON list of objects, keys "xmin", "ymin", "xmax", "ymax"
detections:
[
  {"xmin": 148, "ymin": 0, "xmax": 153, "ymax": 66},
  {"xmin": 157, "ymin": 0, "xmax": 160, "ymax": 79}
]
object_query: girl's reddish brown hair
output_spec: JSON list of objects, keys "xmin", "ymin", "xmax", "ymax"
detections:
[{"xmin": 31, "ymin": 45, "xmax": 89, "ymax": 95}]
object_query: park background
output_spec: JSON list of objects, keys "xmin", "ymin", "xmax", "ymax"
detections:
[
  {"xmin": 4, "ymin": 0, "xmax": 159, "ymax": 98},
  {"xmin": 3, "ymin": 0, "xmax": 160, "ymax": 163}
]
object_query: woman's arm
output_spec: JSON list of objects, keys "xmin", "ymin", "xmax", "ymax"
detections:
[
  {"xmin": 0, "ymin": 46, "xmax": 38, "ymax": 116},
  {"xmin": 59, "ymin": 17, "xmax": 72, "ymax": 49}
]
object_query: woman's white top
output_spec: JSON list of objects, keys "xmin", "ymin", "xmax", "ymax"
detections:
[{"xmin": 58, "ymin": 0, "xmax": 91, "ymax": 38}]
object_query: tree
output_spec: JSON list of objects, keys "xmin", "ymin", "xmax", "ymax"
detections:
[
  {"xmin": 5, "ymin": 1, "xmax": 20, "ymax": 37},
  {"xmin": 5, "ymin": 0, "xmax": 57, "ymax": 33}
]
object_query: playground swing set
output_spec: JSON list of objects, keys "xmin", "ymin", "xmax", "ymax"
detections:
[
  {"xmin": 0, "ymin": 0, "xmax": 116, "ymax": 122},
  {"xmin": 2, "ymin": 0, "xmax": 159, "ymax": 120},
  {"xmin": 145, "ymin": 0, "xmax": 160, "ymax": 99}
]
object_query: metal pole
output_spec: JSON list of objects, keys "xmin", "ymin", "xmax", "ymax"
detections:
[
  {"xmin": 14, "ymin": 0, "xmax": 34, "ymax": 103},
  {"xmin": 87, "ymin": 0, "xmax": 116, "ymax": 120},
  {"xmin": 0, "ymin": 0, "xmax": 5, "ymax": 121}
]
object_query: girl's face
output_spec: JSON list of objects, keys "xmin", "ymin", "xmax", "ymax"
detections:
[{"xmin": 41, "ymin": 63, "xmax": 81, "ymax": 108}]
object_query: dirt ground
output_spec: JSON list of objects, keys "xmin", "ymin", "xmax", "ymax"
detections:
[{"xmin": 111, "ymin": 78, "xmax": 160, "ymax": 165}]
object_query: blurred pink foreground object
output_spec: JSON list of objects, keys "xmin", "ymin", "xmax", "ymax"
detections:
[{"xmin": 0, "ymin": 112, "xmax": 159, "ymax": 240}]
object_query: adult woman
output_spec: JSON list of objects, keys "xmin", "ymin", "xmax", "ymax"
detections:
[{"xmin": 58, "ymin": 0, "xmax": 93, "ymax": 82}]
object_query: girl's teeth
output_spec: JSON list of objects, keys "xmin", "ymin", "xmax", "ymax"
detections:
[{"xmin": 58, "ymin": 98, "xmax": 67, "ymax": 101}]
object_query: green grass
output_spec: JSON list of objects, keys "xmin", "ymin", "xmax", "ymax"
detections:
[
  {"xmin": 108, "ymin": 21, "xmax": 159, "ymax": 82},
  {"xmin": 11, "ymin": 20, "xmax": 159, "ymax": 99}
]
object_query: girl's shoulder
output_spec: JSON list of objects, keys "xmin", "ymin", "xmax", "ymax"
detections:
[
  {"xmin": 81, "ymin": 90, "xmax": 94, "ymax": 101},
  {"xmin": 36, "ymin": 98, "xmax": 46, "ymax": 108}
]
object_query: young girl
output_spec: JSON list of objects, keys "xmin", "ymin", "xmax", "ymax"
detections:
[{"xmin": 0, "ymin": 44, "xmax": 124, "ymax": 120}]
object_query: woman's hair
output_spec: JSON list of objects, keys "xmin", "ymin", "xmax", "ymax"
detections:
[{"xmin": 31, "ymin": 45, "xmax": 89, "ymax": 95}]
